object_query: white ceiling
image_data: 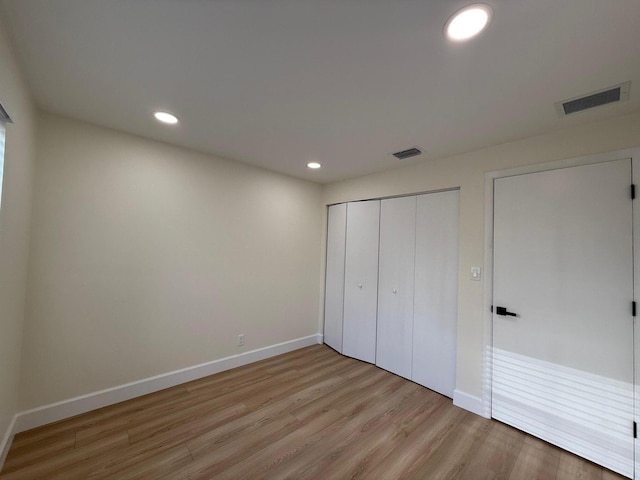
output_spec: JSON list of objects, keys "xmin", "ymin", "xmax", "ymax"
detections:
[{"xmin": 1, "ymin": 0, "xmax": 640, "ymax": 183}]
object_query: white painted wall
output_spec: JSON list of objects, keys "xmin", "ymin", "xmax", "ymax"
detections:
[
  {"xmin": 19, "ymin": 114, "xmax": 322, "ymax": 409},
  {"xmin": 323, "ymin": 111, "xmax": 640, "ymax": 402},
  {"xmin": 0, "ymin": 21, "xmax": 37, "ymax": 454}
]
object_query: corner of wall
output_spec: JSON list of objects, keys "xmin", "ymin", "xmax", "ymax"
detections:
[
  {"xmin": 453, "ymin": 389, "xmax": 486, "ymax": 418},
  {"xmin": 0, "ymin": 414, "xmax": 18, "ymax": 471},
  {"xmin": 0, "ymin": 22, "xmax": 38, "ymax": 472}
]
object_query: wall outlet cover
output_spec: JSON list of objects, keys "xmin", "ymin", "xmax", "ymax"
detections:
[{"xmin": 471, "ymin": 267, "xmax": 481, "ymax": 281}]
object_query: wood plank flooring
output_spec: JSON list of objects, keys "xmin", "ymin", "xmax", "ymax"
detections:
[{"xmin": 0, "ymin": 345, "xmax": 626, "ymax": 479}]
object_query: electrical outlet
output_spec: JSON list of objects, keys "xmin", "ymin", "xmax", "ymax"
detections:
[{"xmin": 237, "ymin": 334, "xmax": 245, "ymax": 347}]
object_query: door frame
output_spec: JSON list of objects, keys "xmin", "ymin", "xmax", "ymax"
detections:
[{"xmin": 482, "ymin": 146, "xmax": 640, "ymax": 421}]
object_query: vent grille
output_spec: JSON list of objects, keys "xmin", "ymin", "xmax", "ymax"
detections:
[
  {"xmin": 556, "ymin": 82, "xmax": 631, "ymax": 116},
  {"xmin": 392, "ymin": 147, "xmax": 422, "ymax": 160},
  {"xmin": 0, "ymin": 101, "xmax": 12, "ymax": 123}
]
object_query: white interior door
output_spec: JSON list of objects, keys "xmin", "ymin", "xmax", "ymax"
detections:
[
  {"xmin": 324, "ymin": 203, "xmax": 346, "ymax": 353},
  {"xmin": 342, "ymin": 200, "xmax": 380, "ymax": 363},
  {"xmin": 376, "ymin": 196, "xmax": 416, "ymax": 379},
  {"xmin": 412, "ymin": 190, "xmax": 458, "ymax": 398},
  {"xmin": 492, "ymin": 159, "xmax": 634, "ymax": 477}
]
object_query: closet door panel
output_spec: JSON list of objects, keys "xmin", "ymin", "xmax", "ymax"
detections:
[
  {"xmin": 342, "ymin": 200, "xmax": 380, "ymax": 363},
  {"xmin": 412, "ymin": 190, "xmax": 459, "ymax": 397},
  {"xmin": 324, "ymin": 203, "xmax": 347, "ymax": 353},
  {"xmin": 376, "ymin": 196, "xmax": 416, "ymax": 379}
]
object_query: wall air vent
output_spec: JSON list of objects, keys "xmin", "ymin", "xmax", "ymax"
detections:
[
  {"xmin": 392, "ymin": 147, "xmax": 422, "ymax": 160},
  {"xmin": 555, "ymin": 82, "xmax": 631, "ymax": 116},
  {"xmin": 0, "ymin": 101, "xmax": 12, "ymax": 123}
]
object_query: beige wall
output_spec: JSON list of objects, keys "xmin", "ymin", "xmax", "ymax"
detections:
[
  {"xmin": 323, "ymin": 111, "xmax": 640, "ymax": 399},
  {"xmin": 0, "ymin": 23, "xmax": 36, "ymax": 438},
  {"xmin": 4, "ymin": 22, "xmax": 640, "ymax": 417},
  {"xmin": 19, "ymin": 114, "xmax": 322, "ymax": 409}
]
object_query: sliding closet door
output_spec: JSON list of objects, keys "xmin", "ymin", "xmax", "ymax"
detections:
[
  {"xmin": 412, "ymin": 190, "xmax": 459, "ymax": 398},
  {"xmin": 342, "ymin": 200, "xmax": 380, "ymax": 363},
  {"xmin": 376, "ymin": 196, "xmax": 416, "ymax": 379},
  {"xmin": 324, "ymin": 203, "xmax": 347, "ymax": 353}
]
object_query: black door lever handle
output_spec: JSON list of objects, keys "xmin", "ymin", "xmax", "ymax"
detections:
[{"xmin": 496, "ymin": 306, "xmax": 517, "ymax": 317}]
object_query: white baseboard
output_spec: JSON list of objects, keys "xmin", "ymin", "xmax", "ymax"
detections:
[
  {"xmin": 14, "ymin": 334, "xmax": 322, "ymax": 434},
  {"xmin": 453, "ymin": 389, "xmax": 486, "ymax": 417},
  {"xmin": 0, "ymin": 414, "xmax": 18, "ymax": 472}
]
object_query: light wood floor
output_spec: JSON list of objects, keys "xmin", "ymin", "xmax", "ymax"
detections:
[{"xmin": 0, "ymin": 345, "xmax": 626, "ymax": 479}]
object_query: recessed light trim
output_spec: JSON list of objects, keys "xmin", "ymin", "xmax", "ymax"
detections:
[
  {"xmin": 153, "ymin": 111, "xmax": 179, "ymax": 124},
  {"xmin": 307, "ymin": 162, "xmax": 322, "ymax": 169},
  {"xmin": 445, "ymin": 3, "xmax": 493, "ymax": 42}
]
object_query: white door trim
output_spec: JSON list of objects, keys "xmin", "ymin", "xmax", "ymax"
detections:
[{"xmin": 482, "ymin": 146, "xmax": 640, "ymax": 420}]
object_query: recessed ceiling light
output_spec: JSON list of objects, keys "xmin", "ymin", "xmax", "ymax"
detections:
[
  {"xmin": 445, "ymin": 3, "xmax": 493, "ymax": 42},
  {"xmin": 153, "ymin": 111, "xmax": 179, "ymax": 124},
  {"xmin": 307, "ymin": 162, "xmax": 322, "ymax": 169}
]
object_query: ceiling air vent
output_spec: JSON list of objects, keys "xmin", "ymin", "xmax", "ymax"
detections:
[
  {"xmin": 0, "ymin": 101, "xmax": 12, "ymax": 123},
  {"xmin": 555, "ymin": 82, "xmax": 631, "ymax": 116},
  {"xmin": 392, "ymin": 147, "xmax": 422, "ymax": 160}
]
